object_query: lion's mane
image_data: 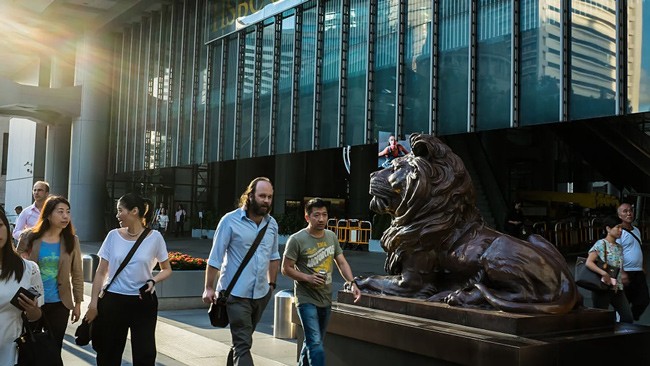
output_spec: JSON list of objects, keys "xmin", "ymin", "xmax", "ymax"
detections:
[{"xmin": 381, "ymin": 134, "xmax": 483, "ymax": 269}]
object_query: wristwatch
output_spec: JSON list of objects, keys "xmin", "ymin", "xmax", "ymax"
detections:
[
  {"xmin": 146, "ymin": 279, "xmax": 156, "ymax": 286},
  {"xmin": 269, "ymin": 282, "xmax": 276, "ymax": 289}
]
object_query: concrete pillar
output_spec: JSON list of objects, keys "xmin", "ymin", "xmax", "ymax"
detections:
[
  {"xmin": 68, "ymin": 33, "xmax": 111, "ymax": 241},
  {"xmin": 45, "ymin": 52, "xmax": 75, "ymax": 197}
]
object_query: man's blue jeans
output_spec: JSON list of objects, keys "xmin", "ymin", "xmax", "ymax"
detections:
[{"xmin": 296, "ymin": 303, "xmax": 331, "ymax": 366}]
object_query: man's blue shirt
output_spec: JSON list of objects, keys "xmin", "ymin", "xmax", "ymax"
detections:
[{"xmin": 207, "ymin": 207, "xmax": 280, "ymax": 299}]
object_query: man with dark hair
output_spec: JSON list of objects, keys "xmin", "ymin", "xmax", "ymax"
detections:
[
  {"xmin": 203, "ymin": 177, "xmax": 280, "ymax": 366},
  {"xmin": 617, "ymin": 202, "xmax": 649, "ymax": 321},
  {"xmin": 13, "ymin": 181, "xmax": 50, "ymax": 241},
  {"xmin": 282, "ymin": 198, "xmax": 361, "ymax": 366}
]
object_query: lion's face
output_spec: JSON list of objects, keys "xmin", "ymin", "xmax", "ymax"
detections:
[{"xmin": 369, "ymin": 156, "xmax": 414, "ymax": 217}]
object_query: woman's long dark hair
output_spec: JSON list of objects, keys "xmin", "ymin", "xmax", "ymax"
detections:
[
  {"xmin": 0, "ymin": 208, "xmax": 24, "ymax": 282},
  {"xmin": 119, "ymin": 193, "xmax": 153, "ymax": 226},
  {"xmin": 26, "ymin": 196, "xmax": 76, "ymax": 254}
]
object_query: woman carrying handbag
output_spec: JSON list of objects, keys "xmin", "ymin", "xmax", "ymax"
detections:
[
  {"xmin": 17, "ymin": 195, "xmax": 84, "ymax": 360},
  {"xmin": 585, "ymin": 215, "xmax": 633, "ymax": 323},
  {"xmin": 84, "ymin": 193, "xmax": 172, "ymax": 366}
]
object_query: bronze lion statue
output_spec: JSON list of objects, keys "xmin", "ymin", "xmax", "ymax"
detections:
[{"xmin": 356, "ymin": 133, "xmax": 579, "ymax": 314}]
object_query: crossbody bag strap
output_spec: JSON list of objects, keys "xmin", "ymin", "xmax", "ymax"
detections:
[
  {"xmin": 623, "ymin": 227, "xmax": 642, "ymax": 246},
  {"xmin": 102, "ymin": 228, "xmax": 151, "ymax": 296},
  {"xmin": 601, "ymin": 239, "xmax": 609, "ymax": 269},
  {"xmin": 224, "ymin": 221, "xmax": 270, "ymax": 296}
]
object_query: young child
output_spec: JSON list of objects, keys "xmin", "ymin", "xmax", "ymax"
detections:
[{"xmin": 585, "ymin": 215, "xmax": 633, "ymax": 323}]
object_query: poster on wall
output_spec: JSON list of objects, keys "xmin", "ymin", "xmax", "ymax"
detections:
[{"xmin": 377, "ymin": 131, "xmax": 411, "ymax": 169}]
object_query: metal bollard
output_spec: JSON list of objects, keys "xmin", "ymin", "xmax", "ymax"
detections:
[
  {"xmin": 83, "ymin": 254, "xmax": 99, "ymax": 283},
  {"xmin": 273, "ymin": 289, "xmax": 296, "ymax": 339}
]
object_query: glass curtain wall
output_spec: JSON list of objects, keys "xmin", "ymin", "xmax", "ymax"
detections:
[
  {"xmin": 180, "ymin": 0, "xmax": 197, "ymax": 166},
  {"xmin": 627, "ymin": 0, "xmax": 650, "ymax": 113},
  {"xmin": 276, "ymin": 12, "xmax": 295, "ymax": 154},
  {"xmin": 239, "ymin": 30, "xmax": 256, "ymax": 159},
  {"xmin": 345, "ymin": 0, "xmax": 369, "ymax": 146},
  {"xmin": 520, "ymin": 0, "xmax": 560, "ymax": 125},
  {"xmin": 320, "ymin": 0, "xmax": 342, "ymax": 149},
  {"xmin": 146, "ymin": 14, "xmax": 160, "ymax": 170},
  {"xmin": 297, "ymin": 5, "xmax": 317, "ymax": 152},
  {"xmin": 257, "ymin": 19, "xmax": 275, "ymax": 156},
  {"xmin": 403, "ymin": 0, "xmax": 432, "ymax": 136},
  {"xmin": 159, "ymin": 5, "xmax": 172, "ymax": 168},
  {"xmin": 569, "ymin": 0, "xmax": 617, "ymax": 119},
  {"xmin": 438, "ymin": 0, "xmax": 470, "ymax": 135},
  {"xmin": 372, "ymin": 0, "xmax": 399, "ymax": 140},
  {"xmin": 223, "ymin": 37, "xmax": 238, "ymax": 160},
  {"xmin": 476, "ymin": 0, "xmax": 511, "ymax": 131},
  {"xmin": 195, "ymin": 0, "xmax": 208, "ymax": 164},
  {"xmin": 208, "ymin": 41, "xmax": 223, "ymax": 162}
]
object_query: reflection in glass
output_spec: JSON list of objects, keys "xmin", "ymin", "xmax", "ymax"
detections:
[
  {"xmin": 146, "ymin": 14, "xmax": 161, "ymax": 170},
  {"xmin": 297, "ymin": 6, "xmax": 317, "ymax": 152},
  {"xmin": 170, "ymin": 3, "xmax": 184, "ymax": 166},
  {"xmin": 345, "ymin": 1, "xmax": 368, "ymax": 145},
  {"xmin": 239, "ymin": 30, "xmax": 256, "ymax": 159},
  {"xmin": 627, "ymin": 1, "xmax": 649, "ymax": 113},
  {"xmin": 158, "ymin": 6, "xmax": 172, "ymax": 167},
  {"xmin": 372, "ymin": 0, "xmax": 398, "ymax": 140},
  {"xmin": 520, "ymin": 0, "xmax": 560, "ymax": 125},
  {"xmin": 194, "ymin": 0, "xmax": 208, "ymax": 164},
  {"xmin": 117, "ymin": 30, "xmax": 131, "ymax": 172},
  {"xmin": 276, "ymin": 13, "xmax": 295, "ymax": 154},
  {"xmin": 476, "ymin": 0, "xmax": 511, "ymax": 131},
  {"xmin": 180, "ymin": 1, "xmax": 196, "ymax": 166},
  {"xmin": 257, "ymin": 22, "xmax": 275, "ymax": 156},
  {"xmin": 223, "ymin": 37, "xmax": 238, "ymax": 160},
  {"xmin": 404, "ymin": 0, "xmax": 432, "ymax": 136},
  {"xmin": 569, "ymin": 0, "xmax": 616, "ymax": 119},
  {"xmin": 438, "ymin": 0, "xmax": 469, "ymax": 135},
  {"xmin": 320, "ymin": 0, "xmax": 342, "ymax": 149},
  {"xmin": 128, "ymin": 25, "xmax": 141, "ymax": 171},
  {"xmin": 208, "ymin": 43, "xmax": 222, "ymax": 162}
]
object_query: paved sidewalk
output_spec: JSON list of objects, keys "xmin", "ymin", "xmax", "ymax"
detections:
[
  {"xmin": 61, "ymin": 235, "xmax": 650, "ymax": 365},
  {"xmin": 62, "ymin": 236, "xmax": 383, "ymax": 365}
]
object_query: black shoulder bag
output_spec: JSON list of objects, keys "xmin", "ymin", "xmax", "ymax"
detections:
[
  {"xmin": 15, "ymin": 313, "xmax": 63, "ymax": 366},
  {"xmin": 209, "ymin": 221, "xmax": 270, "ymax": 328},
  {"xmin": 76, "ymin": 228, "xmax": 150, "ymax": 348}
]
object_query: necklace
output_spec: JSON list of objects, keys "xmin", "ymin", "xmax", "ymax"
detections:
[{"xmin": 126, "ymin": 227, "xmax": 144, "ymax": 237}]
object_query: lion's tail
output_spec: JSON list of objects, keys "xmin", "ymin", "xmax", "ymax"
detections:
[{"xmin": 474, "ymin": 271, "xmax": 579, "ymax": 315}]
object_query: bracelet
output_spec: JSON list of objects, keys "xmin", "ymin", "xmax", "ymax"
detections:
[
  {"xmin": 146, "ymin": 279, "xmax": 156, "ymax": 286},
  {"xmin": 269, "ymin": 282, "xmax": 276, "ymax": 289}
]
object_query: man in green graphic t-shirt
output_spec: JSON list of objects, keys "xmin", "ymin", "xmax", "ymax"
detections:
[{"xmin": 282, "ymin": 198, "xmax": 361, "ymax": 366}]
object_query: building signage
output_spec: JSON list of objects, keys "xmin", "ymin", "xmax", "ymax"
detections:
[{"xmin": 207, "ymin": 0, "xmax": 279, "ymax": 42}]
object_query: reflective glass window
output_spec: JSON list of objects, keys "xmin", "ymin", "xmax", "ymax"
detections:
[
  {"xmin": 194, "ymin": 0, "xmax": 208, "ymax": 164},
  {"xmin": 404, "ymin": 0, "xmax": 432, "ymax": 136},
  {"xmin": 297, "ymin": 6, "xmax": 317, "ymax": 152},
  {"xmin": 476, "ymin": 0, "xmax": 512, "ymax": 131},
  {"xmin": 372, "ymin": 0, "xmax": 399, "ymax": 140},
  {"xmin": 438, "ymin": 0, "xmax": 470, "ymax": 135},
  {"xmin": 320, "ymin": 0, "xmax": 342, "ymax": 149},
  {"xmin": 627, "ymin": 1, "xmax": 650, "ymax": 113},
  {"xmin": 570, "ymin": 0, "xmax": 617, "ymax": 119},
  {"xmin": 135, "ymin": 19, "xmax": 149, "ymax": 172},
  {"xmin": 117, "ymin": 31, "xmax": 131, "ymax": 173},
  {"xmin": 345, "ymin": 0, "xmax": 369, "ymax": 145},
  {"xmin": 170, "ymin": 2, "xmax": 185, "ymax": 166},
  {"xmin": 223, "ymin": 37, "xmax": 238, "ymax": 160},
  {"xmin": 256, "ymin": 22, "xmax": 275, "ymax": 156},
  {"xmin": 208, "ymin": 42, "xmax": 223, "ymax": 162},
  {"xmin": 159, "ymin": 6, "xmax": 172, "ymax": 167},
  {"xmin": 276, "ymin": 13, "xmax": 295, "ymax": 154},
  {"xmin": 520, "ymin": 0, "xmax": 560, "ymax": 125},
  {"xmin": 127, "ymin": 25, "xmax": 141, "ymax": 171},
  {"xmin": 239, "ymin": 30, "xmax": 256, "ymax": 159},
  {"xmin": 181, "ymin": 0, "xmax": 197, "ymax": 165},
  {"xmin": 146, "ymin": 14, "xmax": 161, "ymax": 170}
]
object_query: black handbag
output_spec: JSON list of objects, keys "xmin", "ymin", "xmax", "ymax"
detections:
[
  {"xmin": 15, "ymin": 314, "xmax": 63, "ymax": 366},
  {"xmin": 209, "ymin": 222, "xmax": 270, "ymax": 328},
  {"xmin": 575, "ymin": 240, "xmax": 620, "ymax": 291},
  {"xmin": 90, "ymin": 228, "xmax": 150, "ymax": 351}
]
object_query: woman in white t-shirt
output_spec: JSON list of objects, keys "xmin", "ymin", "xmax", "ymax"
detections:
[
  {"xmin": 84, "ymin": 193, "xmax": 172, "ymax": 365},
  {"xmin": 0, "ymin": 208, "xmax": 43, "ymax": 366},
  {"xmin": 157, "ymin": 208, "xmax": 169, "ymax": 236}
]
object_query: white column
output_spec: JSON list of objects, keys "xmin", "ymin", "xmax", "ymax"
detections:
[{"xmin": 68, "ymin": 33, "xmax": 111, "ymax": 241}]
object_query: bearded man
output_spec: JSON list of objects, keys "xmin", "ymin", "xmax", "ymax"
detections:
[{"xmin": 202, "ymin": 177, "xmax": 280, "ymax": 366}]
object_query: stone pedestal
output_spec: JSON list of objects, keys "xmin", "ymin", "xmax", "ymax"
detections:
[{"xmin": 293, "ymin": 292, "xmax": 650, "ymax": 366}]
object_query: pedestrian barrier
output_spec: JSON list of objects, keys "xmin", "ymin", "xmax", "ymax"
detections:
[{"xmin": 329, "ymin": 219, "xmax": 372, "ymax": 250}]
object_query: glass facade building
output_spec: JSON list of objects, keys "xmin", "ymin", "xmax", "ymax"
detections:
[{"xmin": 106, "ymin": 0, "xmax": 650, "ymax": 219}]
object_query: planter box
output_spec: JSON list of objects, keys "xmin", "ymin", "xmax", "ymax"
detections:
[
  {"xmin": 154, "ymin": 270, "xmax": 206, "ymax": 310},
  {"xmin": 191, "ymin": 228, "xmax": 215, "ymax": 239}
]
